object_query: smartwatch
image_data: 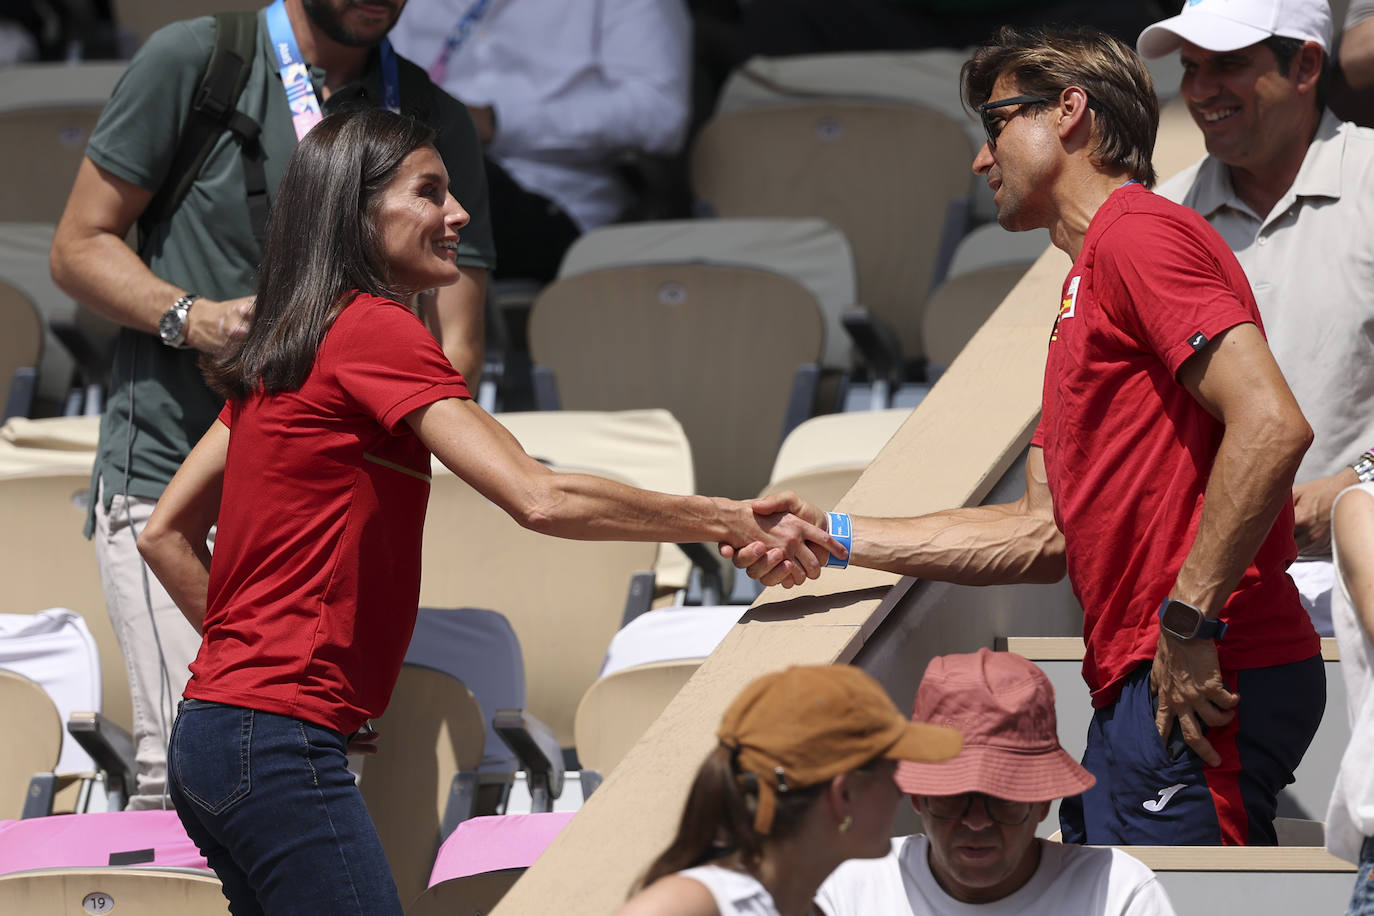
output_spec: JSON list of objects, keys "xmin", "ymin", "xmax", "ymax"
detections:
[
  {"xmin": 1157, "ymin": 597, "xmax": 1227, "ymax": 642},
  {"xmin": 158, "ymin": 293, "xmax": 199, "ymax": 349}
]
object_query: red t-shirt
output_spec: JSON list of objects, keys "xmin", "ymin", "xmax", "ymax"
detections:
[
  {"xmin": 1032, "ymin": 184, "xmax": 1318, "ymax": 707},
  {"xmin": 185, "ymin": 293, "xmax": 470, "ymax": 733}
]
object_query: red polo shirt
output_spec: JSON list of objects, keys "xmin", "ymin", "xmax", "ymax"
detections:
[{"xmin": 186, "ymin": 293, "xmax": 470, "ymax": 733}]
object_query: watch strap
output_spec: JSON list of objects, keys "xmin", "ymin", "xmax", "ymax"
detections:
[
  {"xmin": 1194, "ymin": 615, "xmax": 1227, "ymax": 641},
  {"xmin": 1352, "ymin": 450, "xmax": 1374, "ymax": 484}
]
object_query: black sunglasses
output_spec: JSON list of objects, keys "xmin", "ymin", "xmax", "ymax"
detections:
[
  {"xmin": 922, "ymin": 792, "xmax": 1034, "ymax": 826},
  {"xmin": 977, "ymin": 94, "xmax": 1050, "ymax": 150}
]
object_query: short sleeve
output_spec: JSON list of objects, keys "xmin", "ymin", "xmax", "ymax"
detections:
[
  {"xmin": 85, "ymin": 17, "xmax": 215, "ymax": 193},
  {"xmin": 217, "ymin": 401, "xmax": 233, "ymax": 428},
  {"xmin": 1091, "ymin": 211, "xmax": 1254, "ymax": 376},
  {"xmin": 325, "ymin": 296, "xmax": 471, "ymax": 432}
]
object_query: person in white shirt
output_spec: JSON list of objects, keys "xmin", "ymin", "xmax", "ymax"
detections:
[
  {"xmin": 390, "ymin": 0, "xmax": 691, "ymax": 280},
  {"xmin": 1326, "ymin": 482, "xmax": 1374, "ymax": 914},
  {"xmin": 617, "ymin": 664, "xmax": 962, "ymax": 916},
  {"xmin": 816, "ymin": 650, "xmax": 1176, "ymax": 916}
]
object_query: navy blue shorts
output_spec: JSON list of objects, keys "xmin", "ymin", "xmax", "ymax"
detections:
[{"xmin": 1060, "ymin": 654, "xmax": 1325, "ymax": 845}]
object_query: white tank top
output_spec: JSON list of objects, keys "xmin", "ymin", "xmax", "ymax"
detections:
[{"xmin": 678, "ymin": 864, "xmax": 782, "ymax": 916}]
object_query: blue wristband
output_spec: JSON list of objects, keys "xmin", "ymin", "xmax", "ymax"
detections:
[{"xmin": 826, "ymin": 512, "xmax": 851, "ymax": 568}]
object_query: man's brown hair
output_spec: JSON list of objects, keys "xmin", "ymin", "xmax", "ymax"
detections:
[{"xmin": 962, "ymin": 25, "xmax": 1159, "ymax": 188}]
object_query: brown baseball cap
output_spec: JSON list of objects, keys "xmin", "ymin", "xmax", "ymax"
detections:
[
  {"xmin": 717, "ymin": 664, "xmax": 963, "ymax": 834},
  {"xmin": 896, "ymin": 649, "xmax": 1094, "ymax": 803}
]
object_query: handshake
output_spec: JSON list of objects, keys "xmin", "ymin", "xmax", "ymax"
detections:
[{"xmin": 717, "ymin": 492, "xmax": 849, "ymax": 588}]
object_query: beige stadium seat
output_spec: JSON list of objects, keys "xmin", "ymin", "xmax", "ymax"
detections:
[
  {"xmin": 758, "ymin": 465, "xmax": 864, "ymax": 514},
  {"xmin": 0, "ymin": 472, "xmax": 130, "ymax": 736},
  {"xmin": 360, "ymin": 663, "xmax": 486, "ymax": 911},
  {"xmin": 921, "ymin": 223, "xmax": 1057, "ymax": 373},
  {"xmin": 691, "ymin": 99, "xmax": 974, "ymax": 366},
  {"xmin": 0, "ymin": 866, "xmax": 228, "ymax": 914},
  {"xmin": 573, "ymin": 659, "xmax": 701, "ymax": 782},
  {"xmin": 0, "ymin": 62, "xmax": 125, "ymax": 405},
  {"xmin": 0, "ymin": 277, "xmax": 42, "ymax": 419},
  {"xmin": 558, "ymin": 218, "xmax": 858, "ymax": 371},
  {"xmin": 111, "ymin": 0, "xmax": 259, "ymax": 47},
  {"xmin": 921, "ymin": 264, "xmax": 1034, "ymax": 372},
  {"xmin": 0, "ymin": 669, "xmax": 63, "ymax": 820},
  {"xmin": 0, "ymin": 62, "xmax": 127, "ymax": 224},
  {"xmin": 711, "ymin": 49, "xmax": 1182, "ymax": 227},
  {"xmin": 419, "ymin": 466, "xmax": 659, "ymax": 748},
  {"xmin": 768, "ymin": 407, "xmax": 911, "ymax": 484},
  {"xmin": 527, "ymin": 264, "xmax": 824, "ymax": 500},
  {"xmin": 481, "ymin": 409, "xmax": 695, "ymax": 594}
]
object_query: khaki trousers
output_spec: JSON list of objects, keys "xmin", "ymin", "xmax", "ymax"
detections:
[{"xmin": 93, "ymin": 482, "xmax": 210, "ymax": 810}]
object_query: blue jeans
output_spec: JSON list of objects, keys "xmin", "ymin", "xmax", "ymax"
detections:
[
  {"xmin": 168, "ymin": 699, "xmax": 402, "ymax": 915},
  {"xmin": 1350, "ymin": 837, "xmax": 1374, "ymax": 916}
]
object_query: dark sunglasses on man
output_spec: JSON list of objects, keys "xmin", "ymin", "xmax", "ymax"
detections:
[{"xmin": 976, "ymin": 94, "xmax": 1050, "ymax": 150}]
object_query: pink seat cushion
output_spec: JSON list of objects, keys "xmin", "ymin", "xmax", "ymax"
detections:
[
  {"xmin": 429, "ymin": 811, "xmax": 575, "ymax": 887},
  {"xmin": 0, "ymin": 810, "xmax": 208, "ymax": 875}
]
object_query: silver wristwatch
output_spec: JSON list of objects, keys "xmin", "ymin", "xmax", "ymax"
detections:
[
  {"xmin": 1353, "ymin": 451, "xmax": 1374, "ymax": 484},
  {"xmin": 158, "ymin": 293, "xmax": 199, "ymax": 349}
]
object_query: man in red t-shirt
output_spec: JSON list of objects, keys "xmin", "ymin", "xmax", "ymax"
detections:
[{"xmin": 735, "ymin": 25, "xmax": 1323, "ymax": 846}]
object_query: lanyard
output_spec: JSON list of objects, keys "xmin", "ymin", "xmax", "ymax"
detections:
[
  {"xmin": 427, "ymin": 0, "xmax": 494, "ymax": 85},
  {"xmin": 266, "ymin": 0, "xmax": 400, "ymax": 142}
]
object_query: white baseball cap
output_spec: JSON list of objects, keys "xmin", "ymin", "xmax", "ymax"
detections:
[{"xmin": 1137, "ymin": 0, "xmax": 1333, "ymax": 59}]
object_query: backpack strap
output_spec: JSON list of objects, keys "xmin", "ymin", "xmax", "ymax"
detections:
[{"xmin": 140, "ymin": 11, "xmax": 266, "ymax": 250}]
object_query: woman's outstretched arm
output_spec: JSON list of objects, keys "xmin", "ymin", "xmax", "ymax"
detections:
[{"xmin": 407, "ymin": 398, "xmax": 843, "ymax": 585}]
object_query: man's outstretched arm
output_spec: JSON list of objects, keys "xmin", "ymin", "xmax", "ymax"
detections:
[{"xmin": 733, "ymin": 446, "xmax": 1066, "ymax": 589}]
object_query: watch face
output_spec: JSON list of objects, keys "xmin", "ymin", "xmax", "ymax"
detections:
[
  {"xmin": 1160, "ymin": 600, "xmax": 1202, "ymax": 639},
  {"xmin": 159, "ymin": 306, "xmax": 185, "ymax": 345}
]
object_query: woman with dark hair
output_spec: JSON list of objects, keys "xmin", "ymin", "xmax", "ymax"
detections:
[
  {"xmin": 618, "ymin": 665, "xmax": 962, "ymax": 916},
  {"xmin": 137, "ymin": 106, "xmax": 840, "ymax": 916}
]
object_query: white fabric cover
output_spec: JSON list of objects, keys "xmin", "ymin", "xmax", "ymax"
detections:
[
  {"xmin": 0, "ymin": 415, "xmax": 99, "ymax": 479},
  {"xmin": 600, "ymin": 605, "xmax": 744, "ymax": 677},
  {"xmin": 0, "ymin": 609, "xmax": 100, "ymax": 772}
]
